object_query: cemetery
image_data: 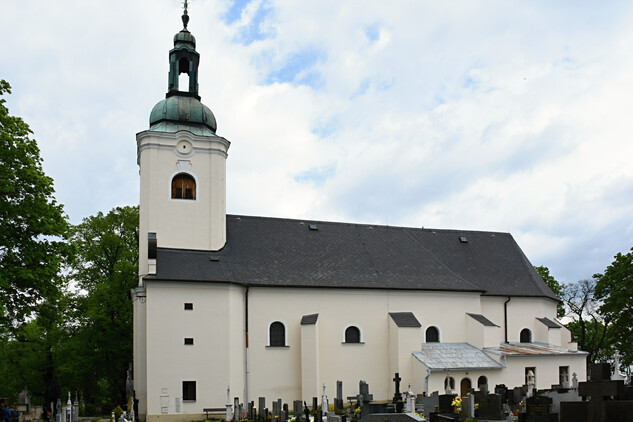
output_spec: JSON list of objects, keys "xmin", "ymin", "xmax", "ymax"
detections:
[{"xmin": 3, "ymin": 360, "xmax": 632, "ymax": 422}]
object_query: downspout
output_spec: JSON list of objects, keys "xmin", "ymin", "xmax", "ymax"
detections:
[
  {"xmin": 425, "ymin": 369, "xmax": 431, "ymax": 394},
  {"xmin": 245, "ymin": 286, "xmax": 250, "ymax": 406},
  {"xmin": 504, "ymin": 296, "xmax": 511, "ymax": 343}
]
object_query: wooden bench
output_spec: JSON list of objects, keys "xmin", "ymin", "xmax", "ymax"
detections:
[{"xmin": 203, "ymin": 408, "xmax": 226, "ymax": 420}]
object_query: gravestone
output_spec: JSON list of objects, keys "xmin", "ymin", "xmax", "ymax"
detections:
[
  {"xmin": 259, "ymin": 398, "xmax": 266, "ymax": 422},
  {"xmin": 313, "ymin": 397, "xmax": 318, "ymax": 412},
  {"xmin": 460, "ymin": 395, "xmax": 474, "ymax": 420},
  {"xmin": 437, "ymin": 394, "xmax": 456, "ymax": 414},
  {"xmin": 419, "ymin": 392, "xmax": 438, "ymax": 419},
  {"xmin": 494, "ymin": 384, "xmax": 508, "ymax": 403},
  {"xmin": 560, "ymin": 401, "xmax": 589, "ymax": 422},
  {"xmin": 273, "ymin": 400, "xmax": 280, "ymax": 420},
  {"xmin": 523, "ymin": 395, "xmax": 556, "ymax": 422},
  {"xmin": 233, "ymin": 398, "xmax": 240, "ymax": 421},
  {"xmin": 478, "ymin": 393, "xmax": 503, "ymax": 420},
  {"xmin": 293, "ymin": 401, "xmax": 303, "ymax": 422},
  {"xmin": 392, "ymin": 373, "xmax": 404, "ymax": 413},
  {"xmin": 282, "ymin": 403, "xmax": 288, "ymax": 422},
  {"xmin": 335, "ymin": 381, "xmax": 344, "ymax": 412},
  {"xmin": 327, "ymin": 415, "xmax": 342, "ymax": 422}
]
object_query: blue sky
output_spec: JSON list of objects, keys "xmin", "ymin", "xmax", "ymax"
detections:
[{"xmin": 1, "ymin": 0, "xmax": 633, "ymax": 285}]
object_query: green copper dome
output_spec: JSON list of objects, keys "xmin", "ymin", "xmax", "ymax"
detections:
[
  {"xmin": 148, "ymin": 4, "xmax": 218, "ymax": 136},
  {"xmin": 149, "ymin": 96, "xmax": 217, "ymax": 136}
]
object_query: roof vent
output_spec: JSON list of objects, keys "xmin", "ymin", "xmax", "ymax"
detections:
[
  {"xmin": 210, "ymin": 256, "xmax": 220, "ymax": 261},
  {"xmin": 459, "ymin": 236, "xmax": 468, "ymax": 243},
  {"xmin": 309, "ymin": 224, "xmax": 318, "ymax": 231}
]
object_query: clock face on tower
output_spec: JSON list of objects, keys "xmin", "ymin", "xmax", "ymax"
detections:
[{"xmin": 175, "ymin": 139, "xmax": 194, "ymax": 157}]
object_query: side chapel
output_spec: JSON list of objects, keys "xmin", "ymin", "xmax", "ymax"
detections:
[{"xmin": 132, "ymin": 8, "xmax": 587, "ymax": 422}]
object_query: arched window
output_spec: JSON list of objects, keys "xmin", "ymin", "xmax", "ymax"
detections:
[
  {"xmin": 345, "ymin": 326, "xmax": 361, "ymax": 343},
  {"xmin": 426, "ymin": 326, "xmax": 440, "ymax": 343},
  {"xmin": 477, "ymin": 376, "xmax": 488, "ymax": 390},
  {"xmin": 520, "ymin": 328, "xmax": 532, "ymax": 343},
  {"xmin": 269, "ymin": 321, "xmax": 286, "ymax": 347},
  {"xmin": 172, "ymin": 173, "xmax": 196, "ymax": 200}
]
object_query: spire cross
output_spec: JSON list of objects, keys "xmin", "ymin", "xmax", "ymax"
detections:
[{"xmin": 181, "ymin": 0, "xmax": 190, "ymax": 29}]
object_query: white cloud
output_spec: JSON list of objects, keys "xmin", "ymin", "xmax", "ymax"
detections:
[{"xmin": 1, "ymin": 0, "xmax": 633, "ymax": 284}]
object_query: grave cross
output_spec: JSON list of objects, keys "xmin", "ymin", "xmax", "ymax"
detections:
[
  {"xmin": 578, "ymin": 380, "xmax": 623, "ymax": 422},
  {"xmin": 392, "ymin": 372, "xmax": 404, "ymax": 413},
  {"xmin": 393, "ymin": 373, "xmax": 402, "ymax": 395}
]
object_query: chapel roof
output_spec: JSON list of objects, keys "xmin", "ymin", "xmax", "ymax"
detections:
[{"xmin": 150, "ymin": 214, "xmax": 558, "ymax": 300}]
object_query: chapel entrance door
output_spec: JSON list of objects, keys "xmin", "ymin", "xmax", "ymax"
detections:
[{"xmin": 460, "ymin": 378, "xmax": 471, "ymax": 397}]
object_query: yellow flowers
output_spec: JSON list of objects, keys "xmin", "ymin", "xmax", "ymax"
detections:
[{"xmin": 451, "ymin": 396, "xmax": 462, "ymax": 410}]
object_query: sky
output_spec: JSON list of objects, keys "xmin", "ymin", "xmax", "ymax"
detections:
[{"xmin": 1, "ymin": 0, "xmax": 632, "ymax": 285}]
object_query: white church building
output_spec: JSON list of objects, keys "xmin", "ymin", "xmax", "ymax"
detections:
[{"xmin": 132, "ymin": 9, "xmax": 587, "ymax": 422}]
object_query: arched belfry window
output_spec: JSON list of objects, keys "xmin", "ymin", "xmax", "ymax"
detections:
[
  {"xmin": 520, "ymin": 328, "xmax": 532, "ymax": 343},
  {"xmin": 178, "ymin": 57, "xmax": 191, "ymax": 91},
  {"xmin": 172, "ymin": 173, "xmax": 196, "ymax": 200},
  {"xmin": 268, "ymin": 321, "xmax": 286, "ymax": 347},
  {"xmin": 426, "ymin": 326, "xmax": 440, "ymax": 343},
  {"xmin": 344, "ymin": 326, "xmax": 361, "ymax": 343}
]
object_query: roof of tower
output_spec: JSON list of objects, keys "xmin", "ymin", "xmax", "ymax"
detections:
[
  {"xmin": 149, "ymin": 96, "xmax": 217, "ymax": 135},
  {"xmin": 149, "ymin": 3, "xmax": 216, "ymax": 136}
]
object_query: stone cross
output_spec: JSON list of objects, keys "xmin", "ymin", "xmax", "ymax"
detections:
[{"xmin": 612, "ymin": 351, "xmax": 625, "ymax": 380}]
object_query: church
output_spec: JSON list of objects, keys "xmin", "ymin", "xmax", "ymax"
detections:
[{"xmin": 132, "ymin": 8, "xmax": 587, "ymax": 422}]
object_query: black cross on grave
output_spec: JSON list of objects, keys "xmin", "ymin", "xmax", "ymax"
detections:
[
  {"xmin": 578, "ymin": 380, "xmax": 624, "ymax": 422},
  {"xmin": 392, "ymin": 372, "xmax": 404, "ymax": 413}
]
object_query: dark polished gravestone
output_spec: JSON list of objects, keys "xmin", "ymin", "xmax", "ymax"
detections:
[
  {"xmin": 478, "ymin": 393, "xmax": 504, "ymax": 421},
  {"xmin": 519, "ymin": 395, "xmax": 556, "ymax": 422},
  {"xmin": 437, "ymin": 394, "xmax": 456, "ymax": 414}
]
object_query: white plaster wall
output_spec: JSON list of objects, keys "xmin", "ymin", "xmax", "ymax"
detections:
[
  {"xmin": 133, "ymin": 292, "xmax": 148, "ymax": 418},
  {"xmin": 137, "ymin": 130, "xmax": 229, "ymax": 270},
  {"xmin": 246, "ymin": 288, "xmax": 482, "ymax": 403},
  {"xmin": 491, "ymin": 354, "xmax": 588, "ymax": 390},
  {"xmin": 144, "ymin": 282, "xmax": 244, "ymax": 417}
]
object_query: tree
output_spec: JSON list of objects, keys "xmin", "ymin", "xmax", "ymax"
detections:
[
  {"xmin": 0, "ymin": 80, "xmax": 70, "ymax": 330},
  {"xmin": 562, "ymin": 278, "xmax": 614, "ymax": 366},
  {"xmin": 534, "ymin": 265, "xmax": 565, "ymax": 318},
  {"xmin": 595, "ymin": 247, "xmax": 633, "ymax": 367},
  {"xmin": 64, "ymin": 206, "xmax": 139, "ymax": 410}
]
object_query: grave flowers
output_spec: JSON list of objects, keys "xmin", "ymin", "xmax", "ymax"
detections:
[{"xmin": 451, "ymin": 396, "xmax": 462, "ymax": 413}]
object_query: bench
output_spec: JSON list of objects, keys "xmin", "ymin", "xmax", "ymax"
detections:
[{"xmin": 203, "ymin": 408, "xmax": 226, "ymax": 419}]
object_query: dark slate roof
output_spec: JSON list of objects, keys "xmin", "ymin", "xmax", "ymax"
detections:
[
  {"xmin": 151, "ymin": 214, "xmax": 558, "ymax": 299},
  {"xmin": 536, "ymin": 317, "xmax": 561, "ymax": 328},
  {"xmin": 301, "ymin": 314, "xmax": 319, "ymax": 325},
  {"xmin": 467, "ymin": 313, "xmax": 499, "ymax": 327},
  {"xmin": 389, "ymin": 312, "xmax": 422, "ymax": 327}
]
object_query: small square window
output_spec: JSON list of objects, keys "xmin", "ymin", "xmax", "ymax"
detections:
[
  {"xmin": 184, "ymin": 303, "xmax": 193, "ymax": 310},
  {"xmin": 184, "ymin": 338, "xmax": 194, "ymax": 345},
  {"xmin": 182, "ymin": 381, "xmax": 196, "ymax": 401}
]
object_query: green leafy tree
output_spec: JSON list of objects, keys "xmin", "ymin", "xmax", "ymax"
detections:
[
  {"xmin": 534, "ymin": 265, "xmax": 565, "ymax": 318},
  {"xmin": 65, "ymin": 206, "xmax": 138, "ymax": 410},
  {"xmin": 595, "ymin": 247, "xmax": 633, "ymax": 367},
  {"xmin": 0, "ymin": 80, "xmax": 70, "ymax": 330},
  {"xmin": 562, "ymin": 278, "xmax": 614, "ymax": 366}
]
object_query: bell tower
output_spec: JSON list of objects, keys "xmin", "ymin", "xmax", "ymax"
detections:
[{"xmin": 136, "ymin": 3, "xmax": 230, "ymax": 278}]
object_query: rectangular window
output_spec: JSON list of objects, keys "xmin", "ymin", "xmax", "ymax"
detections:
[
  {"xmin": 182, "ymin": 381, "xmax": 196, "ymax": 401},
  {"xmin": 184, "ymin": 303, "xmax": 193, "ymax": 310},
  {"xmin": 559, "ymin": 366, "xmax": 570, "ymax": 385},
  {"xmin": 184, "ymin": 338, "xmax": 194, "ymax": 345}
]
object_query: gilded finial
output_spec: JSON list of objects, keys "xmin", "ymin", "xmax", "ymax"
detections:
[{"xmin": 182, "ymin": 0, "xmax": 190, "ymax": 29}]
